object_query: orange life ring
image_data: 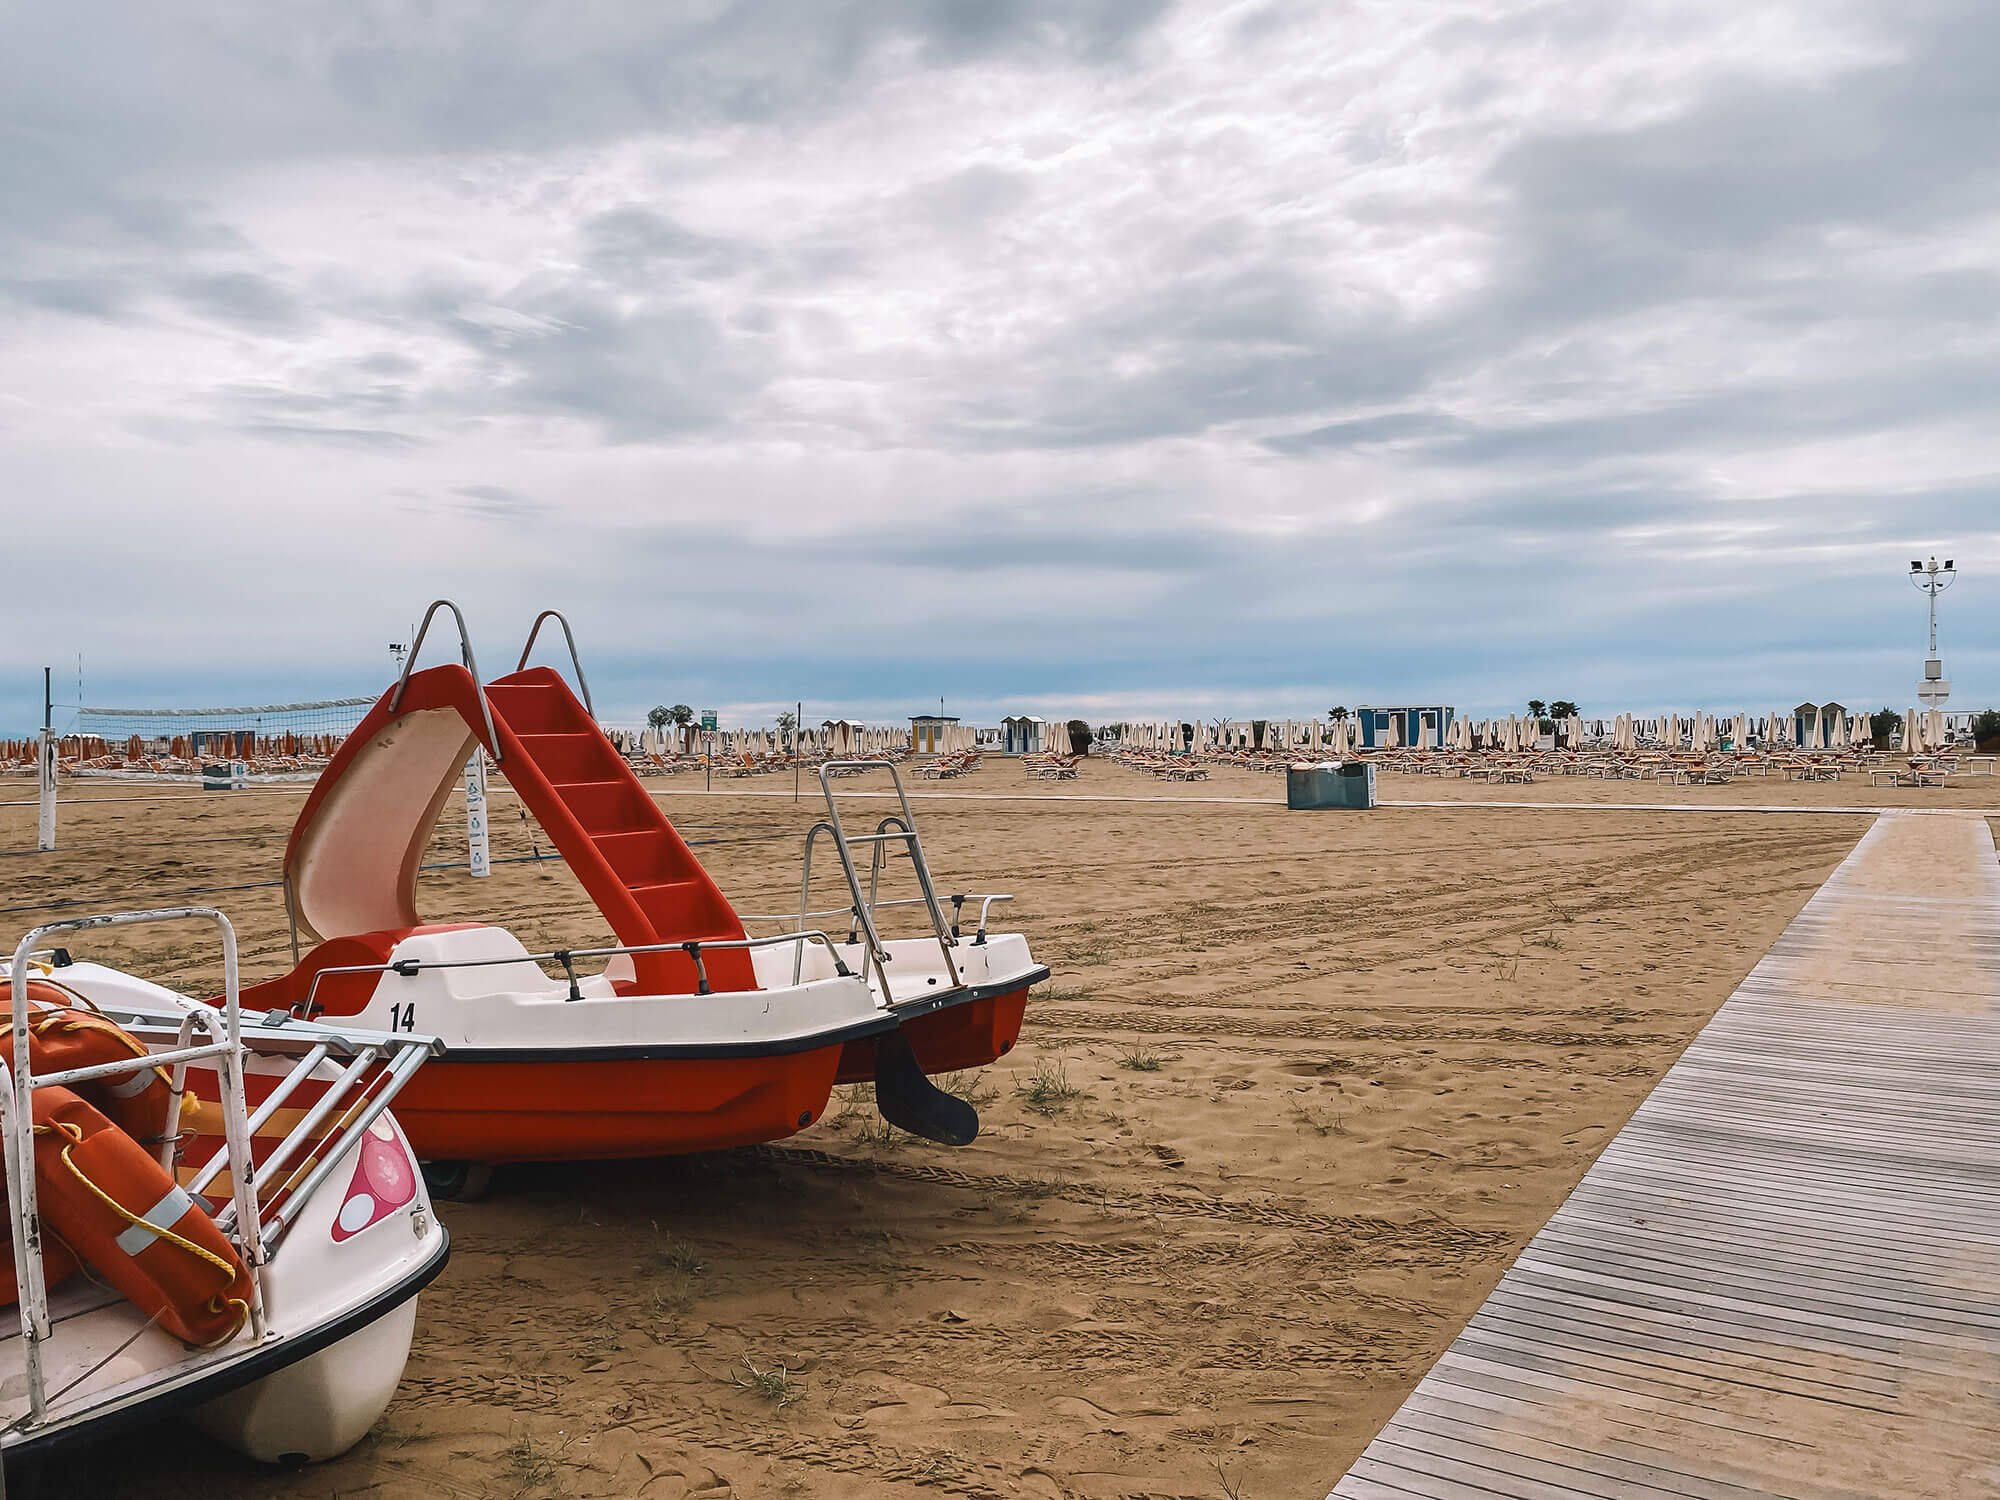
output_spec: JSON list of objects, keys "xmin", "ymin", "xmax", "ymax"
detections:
[
  {"xmin": 30, "ymin": 1087, "xmax": 252, "ymax": 1348},
  {"xmin": 27, "ymin": 1008, "xmax": 191, "ymax": 1143}
]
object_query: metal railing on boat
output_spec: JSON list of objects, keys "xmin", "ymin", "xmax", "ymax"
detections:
[
  {"xmin": 776, "ymin": 761, "xmax": 976, "ymax": 998},
  {"xmin": 3, "ymin": 909, "xmax": 438, "ymax": 1432},
  {"xmin": 295, "ymin": 927, "xmax": 859, "ymax": 1014}
]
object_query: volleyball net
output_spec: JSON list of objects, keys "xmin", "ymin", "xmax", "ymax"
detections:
[{"xmin": 26, "ymin": 697, "xmax": 380, "ymax": 783}]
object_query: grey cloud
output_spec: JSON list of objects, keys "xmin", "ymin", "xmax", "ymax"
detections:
[
  {"xmin": 905, "ymin": 164, "xmax": 1035, "ymax": 232},
  {"xmin": 0, "ymin": 2, "xmax": 1172, "ymax": 172},
  {"xmin": 1414, "ymin": 353, "xmax": 2000, "ymax": 470},
  {"xmin": 944, "ymin": 261, "xmax": 1438, "ymax": 449},
  {"xmin": 174, "ymin": 270, "xmax": 310, "ymax": 333},
  {"xmin": 482, "ymin": 295, "xmax": 771, "ymax": 440},
  {"xmin": 0, "ymin": 276, "xmax": 132, "ymax": 319},
  {"xmin": 1263, "ymin": 411, "xmax": 1473, "ymax": 453},
  {"xmin": 581, "ymin": 208, "xmax": 747, "ymax": 285},
  {"xmin": 236, "ymin": 422, "xmax": 422, "ymax": 451},
  {"xmin": 448, "ymin": 484, "xmax": 547, "ymax": 521},
  {"xmin": 1481, "ymin": 3, "xmax": 2000, "ymax": 333}
]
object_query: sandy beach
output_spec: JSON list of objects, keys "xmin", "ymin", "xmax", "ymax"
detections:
[{"xmin": 0, "ymin": 772, "xmax": 1883, "ymax": 1497}]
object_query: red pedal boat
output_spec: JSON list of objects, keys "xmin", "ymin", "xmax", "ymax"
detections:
[{"xmin": 240, "ymin": 603, "xmax": 1045, "ymax": 1186}]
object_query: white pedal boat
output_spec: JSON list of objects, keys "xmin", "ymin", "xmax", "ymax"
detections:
[
  {"xmin": 240, "ymin": 603, "xmax": 1047, "ymax": 1173},
  {"xmin": 1, "ymin": 906, "xmax": 447, "ymax": 1470}
]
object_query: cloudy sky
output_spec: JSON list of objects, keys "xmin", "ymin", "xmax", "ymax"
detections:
[{"xmin": 3, "ymin": 1, "xmax": 1992, "ymax": 732}]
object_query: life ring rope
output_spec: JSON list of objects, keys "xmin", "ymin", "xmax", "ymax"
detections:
[{"xmin": 37, "ymin": 1119, "xmax": 240, "ymax": 1286}]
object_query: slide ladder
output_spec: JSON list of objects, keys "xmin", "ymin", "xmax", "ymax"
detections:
[{"xmin": 282, "ymin": 605, "xmax": 753, "ymax": 995}]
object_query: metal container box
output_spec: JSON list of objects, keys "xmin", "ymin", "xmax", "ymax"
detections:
[{"xmin": 1287, "ymin": 760, "xmax": 1376, "ymax": 810}]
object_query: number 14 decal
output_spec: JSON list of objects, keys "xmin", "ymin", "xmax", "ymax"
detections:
[{"xmin": 389, "ymin": 1002, "xmax": 418, "ymax": 1032}]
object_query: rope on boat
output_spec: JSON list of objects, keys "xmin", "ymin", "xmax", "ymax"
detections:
[{"xmin": 0, "ymin": 1300, "xmax": 170, "ymax": 1433}]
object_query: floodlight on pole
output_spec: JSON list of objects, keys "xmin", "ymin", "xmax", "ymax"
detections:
[{"xmin": 1910, "ymin": 554, "xmax": 1956, "ymax": 707}]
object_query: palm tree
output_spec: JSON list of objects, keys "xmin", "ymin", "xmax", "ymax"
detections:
[
  {"xmin": 1550, "ymin": 700, "xmax": 1578, "ymax": 720},
  {"xmin": 1327, "ymin": 706, "xmax": 1348, "ymax": 723},
  {"xmin": 1526, "ymin": 699, "xmax": 1547, "ymax": 720}
]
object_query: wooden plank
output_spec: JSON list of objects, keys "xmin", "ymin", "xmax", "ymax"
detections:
[
  {"xmin": 1326, "ymin": 811, "xmax": 2000, "ymax": 1499},
  {"xmin": 1392, "ymin": 1392, "xmax": 1821, "ymax": 1500}
]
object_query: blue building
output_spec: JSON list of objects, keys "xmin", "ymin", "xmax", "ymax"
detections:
[{"xmin": 1356, "ymin": 705, "xmax": 1456, "ymax": 749}]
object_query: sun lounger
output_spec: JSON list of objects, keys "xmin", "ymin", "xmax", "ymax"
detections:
[{"xmin": 1871, "ymin": 767, "xmax": 1947, "ymax": 787}]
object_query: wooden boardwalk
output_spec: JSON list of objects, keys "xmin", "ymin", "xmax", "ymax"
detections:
[{"xmin": 1328, "ymin": 811, "xmax": 2000, "ymax": 1499}]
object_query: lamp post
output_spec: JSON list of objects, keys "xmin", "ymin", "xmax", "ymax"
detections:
[{"xmin": 1910, "ymin": 556, "xmax": 1956, "ymax": 708}]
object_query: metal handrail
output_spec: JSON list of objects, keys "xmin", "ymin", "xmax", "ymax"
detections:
[
  {"xmin": 515, "ymin": 609, "xmax": 594, "ymax": 717},
  {"xmin": 387, "ymin": 598, "xmax": 503, "ymax": 763},
  {"xmin": 796, "ymin": 821, "xmax": 887, "ymax": 990},
  {"xmin": 861, "ymin": 816, "xmax": 912, "ymax": 943},
  {"xmin": 809, "ymin": 762, "xmax": 962, "ymax": 999},
  {"xmin": 299, "ymin": 928, "xmax": 854, "ymax": 1014},
  {"xmin": 4, "ymin": 908, "xmax": 263, "ymax": 1420},
  {"xmin": 264, "ymin": 1041, "xmax": 432, "ymax": 1245},
  {"xmin": 750, "ymin": 893, "xmax": 1014, "ymax": 944},
  {"xmin": 743, "ymin": 893, "xmax": 1010, "ymax": 926}
]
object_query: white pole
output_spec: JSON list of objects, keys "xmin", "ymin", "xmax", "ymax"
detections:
[
  {"xmin": 36, "ymin": 729, "xmax": 55, "ymax": 853},
  {"xmin": 464, "ymin": 751, "xmax": 490, "ymax": 877},
  {"xmin": 36, "ymin": 667, "xmax": 54, "ymax": 852}
]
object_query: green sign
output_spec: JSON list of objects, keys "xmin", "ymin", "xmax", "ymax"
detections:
[{"xmin": 700, "ymin": 709, "xmax": 718, "ymax": 732}]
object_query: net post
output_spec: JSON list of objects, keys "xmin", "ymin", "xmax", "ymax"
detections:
[
  {"xmin": 465, "ymin": 749, "xmax": 490, "ymax": 877},
  {"xmin": 36, "ymin": 668, "xmax": 54, "ymax": 853}
]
